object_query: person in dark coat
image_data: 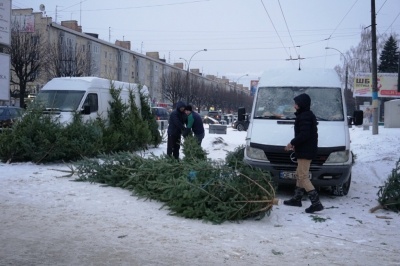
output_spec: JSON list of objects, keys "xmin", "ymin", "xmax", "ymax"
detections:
[
  {"xmin": 284, "ymin": 93, "xmax": 324, "ymax": 213},
  {"xmin": 167, "ymin": 101, "xmax": 186, "ymax": 159},
  {"xmin": 183, "ymin": 105, "xmax": 205, "ymax": 145}
]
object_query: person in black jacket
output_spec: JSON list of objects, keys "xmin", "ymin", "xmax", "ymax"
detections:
[
  {"xmin": 284, "ymin": 93, "xmax": 324, "ymax": 213},
  {"xmin": 167, "ymin": 101, "xmax": 186, "ymax": 159},
  {"xmin": 183, "ymin": 105, "xmax": 205, "ymax": 145}
]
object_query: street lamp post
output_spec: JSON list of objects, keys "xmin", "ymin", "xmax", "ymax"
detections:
[
  {"xmin": 179, "ymin": 58, "xmax": 189, "ymax": 70},
  {"xmin": 235, "ymin": 74, "xmax": 248, "ymax": 107},
  {"xmin": 179, "ymin": 49, "xmax": 207, "ymax": 104},
  {"xmin": 325, "ymin": 47, "xmax": 348, "ymax": 90},
  {"xmin": 326, "ymin": 47, "xmax": 363, "ymax": 119}
]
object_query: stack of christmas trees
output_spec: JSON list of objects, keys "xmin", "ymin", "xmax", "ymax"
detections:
[{"xmin": 73, "ymin": 136, "xmax": 278, "ymax": 224}]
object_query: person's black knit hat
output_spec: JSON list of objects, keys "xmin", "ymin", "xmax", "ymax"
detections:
[{"xmin": 184, "ymin": 105, "xmax": 193, "ymax": 111}]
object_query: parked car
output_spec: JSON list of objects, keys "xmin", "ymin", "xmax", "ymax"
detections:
[
  {"xmin": 207, "ymin": 111, "xmax": 222, "ymax": 121},
  {"xmin": 203, "ymin": 116, "xmax": 220, "ymax": 125},
  {"xmin": 232, "ymin": 114, "xmax": 250, "ymax": 131},
  {"xmin": 151, "ymin": 107, "xmax": 169, "ymax": 130},
  {"xmin": 151, "ymin": 107, "xmax": 169, "ymax": 120},
  {"xmin": 0, "ymin": 106, "xmax": 25, "ymax": 129},
  {"xmin": 199, "ymin": 110, "xmax": 209, "ymax": 120}
]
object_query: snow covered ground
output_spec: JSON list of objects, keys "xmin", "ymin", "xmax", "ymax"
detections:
[{"xmin": 1, "ymin": 125, "xmax": 399, "ymax": 266}]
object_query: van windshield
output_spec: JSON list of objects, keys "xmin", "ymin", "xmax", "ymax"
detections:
[
  {"xmin": 35, "ymin": 90, "xmax": 86, "ymax": 112},
  {"xmin": 253, "ymin": 87, "xmax": 344, "ymax": 121}
]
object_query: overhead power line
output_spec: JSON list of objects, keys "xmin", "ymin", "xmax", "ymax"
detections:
[
  {"xmin": 259, "ymin": 0, "xmax": 291, "ymax": 59},
  {"xmin": 382, "ymin": 12, "xmax": 400, "ymax": 34},
  {"xmin": 376, "ymin": 0, "xmax": 388, "ymax": 14},
  {"xmin": 327, "ymin": 0, "xmax": 359, "ymax": 40},
  {"xmin": 278, "ymin": 0, "xmax": 298, "ymax": 58},
  {"xmin": 57, "ymin": 0, "xmax": 210, "ymax": 13}
]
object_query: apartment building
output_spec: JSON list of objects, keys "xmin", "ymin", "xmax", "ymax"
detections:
[{"xmin": 10, "ymin": 8, "xmax": 249, "ymax": 107}]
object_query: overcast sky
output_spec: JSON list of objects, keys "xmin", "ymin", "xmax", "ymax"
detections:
[{"xmin": 12, "ymin": 0, "xmax": 400, "ymax": 87}]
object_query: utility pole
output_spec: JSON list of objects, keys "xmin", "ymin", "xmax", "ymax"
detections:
[
  {"xmin": 80, "ymin": 1, "xmax": 82, "ymax": 26},
  {"xmin": 55, "ymin": 6, "xmax": 58, "ymax": 23},
  {"xmin": 371, "ymin": 0, "xmax": 379, "ymax": 135}
]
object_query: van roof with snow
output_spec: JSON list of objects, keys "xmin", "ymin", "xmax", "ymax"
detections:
[
  {"xmin": 258, "ymin": 68, "xmax": 341, "ymax": 88},
  {"xmin": 41, "ymin": 77, "xmax": 148, "ymax": 95}
]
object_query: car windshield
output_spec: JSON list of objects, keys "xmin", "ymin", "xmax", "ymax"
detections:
[
  {"xmin": 253, "ymin": 87, "xmax": 344, "ymax": 121},
  {"xmin": 35, "ymin": 90, "xmax": 85, "ymax": 112}
]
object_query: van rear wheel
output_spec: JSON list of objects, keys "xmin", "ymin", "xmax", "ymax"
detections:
[{"xmin": 331, "ymin": 175, "xmax": 351, "ymax": 196}]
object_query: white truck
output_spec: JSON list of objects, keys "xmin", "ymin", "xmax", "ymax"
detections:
[
  {"xmin": 244, "ymin": 68, "xmax": 363, "ymax": 196},
  {"xmin": 35, "ymin": 77, "xmax": 147, "ymax": 124}
]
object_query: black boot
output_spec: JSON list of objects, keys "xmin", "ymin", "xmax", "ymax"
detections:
[
  {"xmin": 283, "ymin": 187, "xmax": 305, "ymax": 207},
  {"xmin": 305, "ymin": 190, "xmax": 324, "ymax": 213}
]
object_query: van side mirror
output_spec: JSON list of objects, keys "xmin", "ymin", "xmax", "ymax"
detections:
[
  {"xmin": 82, "ymin": 105, "xmax": 91, "ymax": 115},
  {"xmin": 352, "ymin": 110, "xmax": 364, "ymax": 126}
]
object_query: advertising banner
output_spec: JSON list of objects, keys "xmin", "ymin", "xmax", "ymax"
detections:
[
  {"xmin": 0, "ymin": 53, "xmax": 10, "ymax": 100},
  {"xmin": 354, "ymin": 73, "xmax": 400, "ymax": 98},
  {"xmin": 250, "ymin": 80, "xmax": 259, "ymax": 96}
]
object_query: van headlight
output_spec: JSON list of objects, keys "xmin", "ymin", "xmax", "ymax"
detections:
[
  {"xmin": 325, "ymin": 150, "xmax": 349, "ymax": 163},
  {"xmin": 246, "ymin": 146, "xmax": 268, "ymax": 161}
]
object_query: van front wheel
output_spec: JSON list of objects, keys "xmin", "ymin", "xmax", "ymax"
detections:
[{"xmin": 331, "ymin": 175, "xmax": 351, "ymax": 196}]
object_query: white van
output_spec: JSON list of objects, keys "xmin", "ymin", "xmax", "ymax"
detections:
[
  {"xmin": 36, "ymin": 77, "xmax": 147, "ymax": 124},
  {"xmin": 244, "ymin": 68, "xmax": 362, "ymax": 196}
]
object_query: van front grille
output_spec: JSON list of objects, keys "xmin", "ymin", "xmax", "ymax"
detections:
[
  {"xmin": 265, "ymin": 151, "xmax": 329, "ymax": 166},
  {"xmin": 250, "ymin": 143, "xmax": 346, "ymax": 166}
]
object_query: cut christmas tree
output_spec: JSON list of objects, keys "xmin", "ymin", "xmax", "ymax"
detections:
[
  {"xmin": 72, "ymin": 137, "xmax": 278, "ymax": 224},
  {"xmin": 370, "ymin": 158, "xmax": 400, "ymax": 213}
]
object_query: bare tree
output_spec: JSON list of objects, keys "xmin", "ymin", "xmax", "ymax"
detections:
[
  {"xmin": 8, "ymin": 28, "xmax": 44, "ymax": 107},
  {"xmin": 162, "ymin": 71, "xmax": 186, "ymax": 107},
  {"xmin": 191, "ymin": 79, "xmax": 210, "ymax": 112},
  {"xmin": 45, "ymin": 36, "xmax": 92, "ymax": 78},
  {"xmin": 208, "ymin": 83, "xmax": 224, "ymax": 111},
  {"xmin": 184, "ymin": 75, "xmax": 198, "ymax": 105}
]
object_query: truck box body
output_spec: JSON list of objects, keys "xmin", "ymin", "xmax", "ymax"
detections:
[
  {"xmin": 244, "ymin": 68, "xmax": 353, "ymax": 195},
  {"xmin": 36, "ymin": 77, "xmax": 147, "ymax": 124}
]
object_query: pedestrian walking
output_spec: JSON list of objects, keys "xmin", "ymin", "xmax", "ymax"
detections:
[{"xmin": 283, "ymin": 93, "xmax": 324, "ymax": 213}]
